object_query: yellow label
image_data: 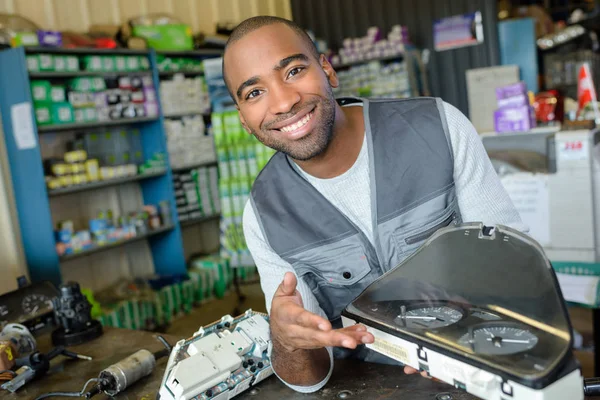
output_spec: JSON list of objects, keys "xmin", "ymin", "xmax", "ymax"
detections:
[
  {"xmin": 1, "ymin": 344, "xmax": 13, "ymax": 361},
  {"xmin": 372, "ymin": 337, "xmax": 410, "ymax": 364}
]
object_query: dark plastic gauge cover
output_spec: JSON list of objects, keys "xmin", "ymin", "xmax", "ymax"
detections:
[{"xmin": 342, "ymin": 223, "xmax": 577, "ymax": 389}]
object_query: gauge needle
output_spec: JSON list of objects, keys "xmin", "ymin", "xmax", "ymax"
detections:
[
  {"xmin": 486, "ymin": 338, "xmax": 530, "ymax": 344},
  {"xmin": 402, "ymin": 316, "xmax": 437, "ymax": 321},
  {"xmin": 32, "ymin": 306, "xmax": 39, "ymax": 314}
]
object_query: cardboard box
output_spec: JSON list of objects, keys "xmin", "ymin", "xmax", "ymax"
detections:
[
  {"xmin": 39, "ymin": 54, "xmax": 54, "ymax": 71},
  {"xmin": 51, "ymin": 103, "xmax": 74, "ymax": 124},
  {"xmin": 50, "ymin": 85, "xmax": 66, "ymax": 103},
  {"xmin": 26, "ymin": 55, "xmax": 40, "ymax": 72},
  {"xmin": 35, "ymin": 103, "xmax": 52, "ymax": 125},
  {"xmin": 53, "ymin": 55, "xmax": 67, "ymax": 72},
  {"xmin": 83, "ymin": 55, "xmax": 103, "ymax": 72},
  {"xmin": 496, "ymin": 81, "xmax": 527, "ymax": 100},
  {"xmin": 494, "ymin": 105, "xmax": 536, "ymax": 133},
  {"xmin": 31, "ymin": 80, "xmax": 52, "ymax": 102},
  {"xmin": 66, "ymin": 56, "xmax": 79, "ymax": 72},
  {"xmin": 497, "ymin": 93, "xmax": 529, "ymax": 109}
]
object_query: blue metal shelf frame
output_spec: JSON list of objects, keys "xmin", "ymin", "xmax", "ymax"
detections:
[{"xmin": 0, "ymin": 47, "xmax": 188, "ymax": 285}]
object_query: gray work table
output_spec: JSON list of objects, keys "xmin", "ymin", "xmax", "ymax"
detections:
[{"xmin": 3, "ymin": 327, "xmax": 589, "ymax": 400}]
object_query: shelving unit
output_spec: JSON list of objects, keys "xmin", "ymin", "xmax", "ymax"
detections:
[
  {"xmin": 180, "ymin": 214, "xmax": 220, "ymax": 228},
  {"xmin": 38, "ymin": 117, "xmax": 158, "ymax": 133},
  {"xmin": 59, "ymin": 224, "xmax": 175, "ymax": 261},
  {"xmin": 0, "ymin": 46, "xmax": 187, "ymax": 286},
  {"xmin": 172, "ymin": 161, "xmax": 217, "ymax": 173},
  {"xmin": 48, "ymin": 169, "xmax": 167, "ymax": 197}
]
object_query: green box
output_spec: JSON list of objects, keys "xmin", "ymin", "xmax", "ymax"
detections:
[
  {"xmin": 102, "ymin": 56, "xmax": 115, "ymax": 72},
  {"xmin": 126, "ymin": 56, "xmax": 140, "ymax": 71},
  {"xmin": 50, "ymin": 85, "xmax": 66, "ymax": 103},
  {"xmin": 10, "ymin": 31, "xmax": 39, "ymax": 47},
  {"xmin": 31, "ymin": 80, "xmax": 52, "ymax": 102},
  {"xmin": 139, "ymin": 56, "xmax": 150, "ymax": 71},
  {"xmin": 51, "ymin": 103, "xmax": 74, "ymax": 124},
  {"xmin": 91, "ymin": 77, "xmax": 106, "ymax": 92},
  {"xmin": 69, "ymin": 77, "xmax": 93, "ymax": 92},
  {"xmin": 34, "ymin": 103, "xmax": 52, "ymax": 125},
  {"xmin": 66, "ymin": 56, "xmax": 79, "ymax": 72},
  {"xmin": 53, "ymin": 55, "xmax": 67, "ymax": 72},
  {"xmin": 115, "ymin": 56, "xmax": 127, "ymax": 72},
  {"xmin": 26, "ymin": 55, "xmax": 40, "ymax": 72},
  {"xmin": 132, "ymin": 24, "xmax": 193, "ymax": 50},
  {"xmin": 39, "ymin": 54, "xmax": 54, "ymax": 71},
  {"xmin": 82, "ymin": 55, "xmax": 103, "ymax": 72}
]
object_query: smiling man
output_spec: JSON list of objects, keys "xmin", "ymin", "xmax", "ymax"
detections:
[{"xmin": 222, "ymin": 16, "xmax": 526, "ymax": 393}]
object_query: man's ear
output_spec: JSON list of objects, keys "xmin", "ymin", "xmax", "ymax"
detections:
[
  {"xmin": 320, "ymin": 54, "xmax": 339, "ymax": 89},
  {"xmin": 237, "ymin": 108, "xmax": 251, "ymax": 134}
]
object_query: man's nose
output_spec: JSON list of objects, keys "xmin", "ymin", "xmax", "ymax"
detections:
[{"xmin": 268, "ymin": 82, "xmax": 301, "ymax": 115}]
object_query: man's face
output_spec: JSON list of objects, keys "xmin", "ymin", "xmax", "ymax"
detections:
[{"xmin": 225, "ymin": 24, "xmax": 339, "ymax": 161}]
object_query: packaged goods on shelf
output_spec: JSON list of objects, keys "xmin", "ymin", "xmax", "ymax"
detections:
[
  {"xmin": 160, "ymin": 74, "xmax": 210, "ymax": 116},
  {"xmin": 333, "ymin": 60, "xmax": 411, "ymax": 99},
  {"xmin": 165, "ymin": 116, "xmax": 216, "ymax": 169},
  {"xmin": 493, "ymin": 81, "xmax": 537, "ymax": 133},
  {"xmin": 330, "ymin": 25, "xmax": 408, "ymax": 67},
  {"xmin": 26, "ymin": 53, "xmax": 149, "ymax": 73},
  {"xmin": 211, "ymin": 111, "xmax": 275, "ymax": 267},
  {"xmin": 156, "ymin": 55, "xmax": 204, "ymax": 73},
  {"xmin": 53, "ymin": 201, "xmax": 173, "ymax": 257},
  {"xmin": 31, "ymin": 74, "xmax": 157, "ymax": 126},
  {"xmin": 43, "ymin": 128, "xmax": 166, "ymax": 191},
  {"xmin": 172, "ymin": 165, "xmax": 220, "ymax": 221}
]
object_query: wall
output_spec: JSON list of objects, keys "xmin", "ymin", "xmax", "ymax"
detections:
[
  {"xmin": 290, "ymin": 0, "xmax": 500, "ymax": 117},
  {"xmin": 0, "ymin": 114, "xmax": 26, "ymax": 295},
  {"xmin": 0, "ymin": 0, "xmax": 292, "ymax": 34}
]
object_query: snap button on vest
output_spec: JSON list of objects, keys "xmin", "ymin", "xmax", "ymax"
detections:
[{"xmin": 343, "ymin": 271, "xmax": 352, "ymax": 279}]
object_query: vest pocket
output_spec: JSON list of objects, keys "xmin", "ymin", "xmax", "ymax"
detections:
[
  {"xmin": 290, "ymin": 239, "xmax": 376, "ymax": 320},
  {"xmin": 395, "ymin": 206, "xmax": 459, "ymax": 257}
]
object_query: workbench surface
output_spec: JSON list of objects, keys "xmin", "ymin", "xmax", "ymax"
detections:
[{"xmin": 3, "ymin": 327, "xmax": 589, "ymax": 400}]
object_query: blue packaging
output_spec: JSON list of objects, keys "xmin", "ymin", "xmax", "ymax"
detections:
[
  {"xmin": 89, "ymin": 218, "xmax": 107, "ymax": 233},
  {"xmin": 55, "ymin": 230, "xmax": 72, "ymax": 244}
]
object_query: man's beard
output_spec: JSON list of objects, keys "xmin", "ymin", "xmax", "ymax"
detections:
[{"xmin": 250, "ymin": 89, "xmax": 337, "ymax": 161}]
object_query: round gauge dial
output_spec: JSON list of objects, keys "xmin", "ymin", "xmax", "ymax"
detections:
[
  {"xmin": 459, "ymin": 325, "xmax": 539, "ymax": 355},
  {"xmin": 394, "ymin": 305, "xmax": 464, "ymax": 329},
  {"xmin": 22, "ymin": 294, "xmax": 52, "ymax": 315},
  {"xmin": 0, "ymin": 305, "xmax": 8, "ymax": 317}
]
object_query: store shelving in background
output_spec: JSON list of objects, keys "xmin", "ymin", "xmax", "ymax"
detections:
[{"xmin": 0, "ymin": 46, "xmax": 187, "ymax": 287}]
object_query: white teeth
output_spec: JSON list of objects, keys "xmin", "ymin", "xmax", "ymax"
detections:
[{"xmin": 281, "ymin": 111, "xmax": 312, "ymax": 133}]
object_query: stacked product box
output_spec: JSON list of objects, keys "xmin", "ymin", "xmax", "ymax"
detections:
[
  {"xmin": 26, "ymin": 53, "xmax": 150, "ymax": 74},
  {"xmin": 173, "ymin": 166, "xmax": 220, "ymax": 222},
  {"xmin": 330, "ymin": 25, "xmax": 408, "ymax": 66},
  {"xmin": 44, "ymin": 127, "xmax": 166, "ymax": 191},
  {"xmin": 160, "ymin": 74, "xmax": 210, "ymax": 116},
  {"xmin": 156, "ymin": 55, "xmax": 204, "ymax": 73},
  {"xmin": 165, "ymin": 116, "xmax": 216, "ymax": 169},
  {"xmin": 31, "ymin": 73, "xmax": 157, "ymax": 126},
  {"xmin": 212, "ymin": 111, "xmax": 276, "ymax": 267},
  {"xmin": 494, "ymin": 81, "xmax": 537, "ymax": 133},
  {"xmin": 95, "ymin": 259, "xmax": 234, "ymax": 330},
  {"xmin": 333, "ymin": 60, "xmax": 411, "ymax": 99},
  {"xmin": 53, "ymin": 201, "xmax": 172, "ymax": 257}
]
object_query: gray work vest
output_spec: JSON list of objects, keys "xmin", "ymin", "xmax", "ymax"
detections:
[{"xmin": 250, "ymin": 97, "xmax": 462, "ymax": 361}]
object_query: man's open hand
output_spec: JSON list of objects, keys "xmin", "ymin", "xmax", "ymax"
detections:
[{"xmin": 270, "ymin": 272, "xmax": 374, "ymax": 352}]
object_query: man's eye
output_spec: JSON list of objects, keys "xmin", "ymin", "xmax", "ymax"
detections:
[
  {"xmin": 246, "ymin": 89, "xmax": 261, "ymax": 99},
  {"xmin": 288, "ymin": 67, "xmax": 304, "ymax": 78}
]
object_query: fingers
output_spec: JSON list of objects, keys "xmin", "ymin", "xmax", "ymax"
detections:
[
  {"xmin": 404, "ymin": 366, "xmax": 432, "ymax": 378},
  {"xmin": 295, "ymin": 309, "xmax": 332, "ymax": 331},
  {"xmin": 276, "ymin": 272, "xmax": 297, "ymax": 296},
  {"xmin": 288, "ymin": 324, "xmax": 374, "ymax": 349}
]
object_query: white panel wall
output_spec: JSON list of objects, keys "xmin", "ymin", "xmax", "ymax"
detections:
[
  {"xmin": 0, "ymin": 0, "xmax": 293, "ymax": 34},
  {"xmin": 0, "ymin": 113, "xmax": 27, "ymax": 295}
]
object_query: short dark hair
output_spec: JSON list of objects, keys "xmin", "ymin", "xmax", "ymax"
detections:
[{"xmin": 222, "ymin": 16, "xmax": 320, "ymax": 102}]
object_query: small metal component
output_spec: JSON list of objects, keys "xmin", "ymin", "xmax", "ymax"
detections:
[
  {"xmin": 436, "ymin": 393, "xmax": 453, "ymax": 400},
  {"xmin": 337, "ymin": 390, "xmax": 353, "ymax": 398},
  {"xmin": 249, "ymin": 387, "xmax": 260, "ymax": 395},
  {"xmin": 99, "ymin": 349, "xmax": 156, "ymax": 396}
]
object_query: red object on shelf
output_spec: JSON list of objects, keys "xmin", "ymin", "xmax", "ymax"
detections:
[{"xmin": 534, "ymin": 90, "xmax": 563, "ymax": 123}]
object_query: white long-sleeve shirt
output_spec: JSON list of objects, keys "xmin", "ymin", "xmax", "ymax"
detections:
[{"xmin": 242, "ymin": 100, "xmax": 527, "ymax": 392}]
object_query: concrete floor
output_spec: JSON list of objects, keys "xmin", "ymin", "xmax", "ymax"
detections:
[{"xmin": 166, "ymin": 283, "xmax": 596, "ymax": 378}]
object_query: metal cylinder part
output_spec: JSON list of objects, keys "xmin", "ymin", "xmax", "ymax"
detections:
[{"xmin": 99, "ymin": 349, "xmax": 155, "ymax": 396}]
